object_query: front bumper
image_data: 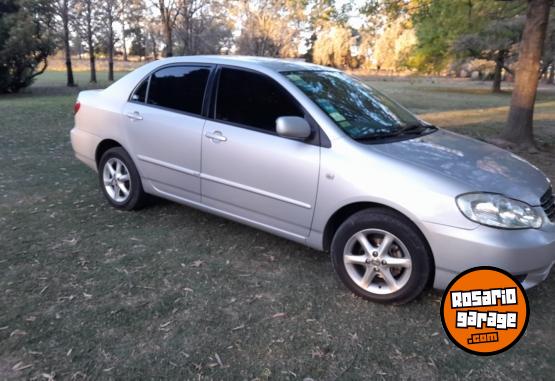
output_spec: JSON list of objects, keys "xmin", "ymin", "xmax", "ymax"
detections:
[{"xmin": 424, "ymin": 220, "xmax": 555, "ymax": 290}]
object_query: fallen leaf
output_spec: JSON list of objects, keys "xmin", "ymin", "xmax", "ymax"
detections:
[
  {"xmin": 215, "ymin": 353, "xmax": 223, "ymax": 367},
  {"xmin": 10, "ymin": 329, "xmax": 27, "ymax": 337},
  {"xmin": 282, "ymin": 371, "xmax": 297, "ymax": 377},
  {"xmin": 42, "ymin": 373, "xmax": 55, "ymax": 381},
  {"xmin": 12, "ymin": 362, "xmax": 33, "ymax": 371},
  {"xmin": 71, "ymin": 371, "xmax": 87, "ymax": 380},
  {"xmin": 190, "ymin": 260, "xmax": 204, "ymax": 268},
  {"xmin": 62, "ymin": 238, "xmax": 78, "ymax": 246}
]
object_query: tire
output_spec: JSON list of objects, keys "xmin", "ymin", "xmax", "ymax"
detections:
[
  {"xmin": 98, "ymin": 147, "xmax": 146, "ymax": 210},
  {"xmin": 330, "ymin": 208, "xmax": 432, "ymax": 304}
]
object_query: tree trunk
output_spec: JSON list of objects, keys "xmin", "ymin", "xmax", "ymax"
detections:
[
  {"xmin": 122, "ymin": 20, "xmax": 128, "ymax": 61},
  {"xmin": 151, "ymin": 33, "xmax": 158, "ymax": 60},
  {"xmin": 548, "ymin": 64, "xmax": 555, "ymax": 85},
  {"xmin": 86, "ymin": 0, "xmax": 96, "ymax": 83},
  {"xmin": 501, "ymin": 0, "xmax": 553, "ymax": 149},
  {"xmin": 62, "ymin": 0, "xmax": 75, "ymax": 87},
  {"xmin": 108, "ymin": 16, "xmax": 114, "ymax": 82},
  {"xmin": 122, "ymin": 34, "xmax": 128, "ymax": 61},
  {"xmin": 492, "ymin": 50, "xmax": 505, "ymax": 93},
  {"xmin": 156, "ymin": 0, "xmax": 175, "ymax": 57},
  {"xmin": 164, "ymin": 23, "xmax": 173, "ymax": 57}
]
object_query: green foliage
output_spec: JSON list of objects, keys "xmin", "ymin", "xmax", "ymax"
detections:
[
  {"xmin": 409, "ymin": 0, "xmax": 479, "ymax": 72},
  {"xmin": 0, "ymin": 0, "xmax": 55, "ymax": 93},
  {"xmin": 407, "ymin": 0, "xmax": 525, "ymax": 73},
  {"xmin": 128, "ymin": 27, "xmax": 146, "ymax": 57},
  {"xmin": 453, "ymin": 16, "xmax": 524, "ymax": 64}
]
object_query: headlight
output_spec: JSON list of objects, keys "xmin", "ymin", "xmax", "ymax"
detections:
[{"xmin": 456, "ymin": 193, "xmax": 542, "ymax": 229}]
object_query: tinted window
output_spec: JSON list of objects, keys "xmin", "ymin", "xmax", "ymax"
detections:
[
  {"xmin": 216, "ymin": 68, "xmax": 303, "ymax": 132},
  {"xmin": 131, "ymin": 78, "xmax": 148, "ymax": 103},
  {"xmin": 285, "ymin": 70, "xmax": 420, "ymax": 140},
  {"xmin": 147, "ymin": 66, "xmax": 210, "ymax": 115}
]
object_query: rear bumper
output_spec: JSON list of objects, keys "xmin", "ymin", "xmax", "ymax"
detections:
[
  {"xmin": 70, "ymin": 127, "xmax": 101, "ymax": 171},
  {"xmin": 424, "ymin": 221, "xmax": 555, "ymax": 290}
]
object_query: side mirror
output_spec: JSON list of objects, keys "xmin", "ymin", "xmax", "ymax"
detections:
[{"xmin": 276, "ymin": 116, "xmax": 312, "ymax": 140}]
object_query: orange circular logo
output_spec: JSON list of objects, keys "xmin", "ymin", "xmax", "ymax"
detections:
[{"xmin": 440, "ymin": 267, "xmax": 529, "ymax": 356}]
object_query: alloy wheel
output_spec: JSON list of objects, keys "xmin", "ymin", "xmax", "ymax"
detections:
[
  {"xmin": 343, "ymin": 229, "xmax": 412, "ymax": 295},
  {"xmin": 102, "ymin": 158, "xmax": 131, "ymax": 203}
]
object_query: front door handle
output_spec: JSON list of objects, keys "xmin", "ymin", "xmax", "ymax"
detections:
[
  {"xmin": 205, "ymin": 131, "xmax": 227, "ymax": 142},
  {"xmin": 126, "ymin": 111, "xmax": 143, "ymax": 121}
]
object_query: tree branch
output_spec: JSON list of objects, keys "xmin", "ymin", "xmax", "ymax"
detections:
[
  {"xmin": 30, "ymin": 57, "xmax": 49, "ymax": 79},
  {"xmin": 502, "ymin": 65, "xmax": 514, "ymax": 75}
]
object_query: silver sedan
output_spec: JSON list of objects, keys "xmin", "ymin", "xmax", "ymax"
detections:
[{"xmin": 70, "ymin": 56, "xmax": 555, "ymax": 304}]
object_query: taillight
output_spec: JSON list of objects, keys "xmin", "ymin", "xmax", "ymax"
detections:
[{"xmin": 74, "ymin": 101, "xmax": 81, "ymax": 114}]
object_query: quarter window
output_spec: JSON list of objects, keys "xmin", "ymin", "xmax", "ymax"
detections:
[
  {"xmin": 147, "ymin": 66, "xmax": 210, "ymax": 115},
  {"xmin": 131, "ymin": 78, "xmax": 148, "ymax": 103},
  {"xmin": 215, "ymin": 68, "xmax": 304, "ymax": 132}
]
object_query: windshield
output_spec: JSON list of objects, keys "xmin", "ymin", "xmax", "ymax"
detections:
[{"xmin": 283, "ymin": 70, "xmax": 422, "ymax": 140}]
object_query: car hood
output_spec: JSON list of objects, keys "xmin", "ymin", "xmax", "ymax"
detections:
[{"xmin": 370, "ymin": 129, "xmax": 550, "ymax": 206}]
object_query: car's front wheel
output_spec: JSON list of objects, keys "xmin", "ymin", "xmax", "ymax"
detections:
[
  {"xmin": 330, "ymin": 208, "xmax": 432, "ymax": 304},
  {"xmin": 98, "ymin": 147, "xmax": 146, "ymax": 210}
]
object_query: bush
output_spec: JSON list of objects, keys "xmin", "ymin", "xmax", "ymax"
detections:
[{"xmin": 0, "ymin": 0, "xmax": 55, "ymax": 93}]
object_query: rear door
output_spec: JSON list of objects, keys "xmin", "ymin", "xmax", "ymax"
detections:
[
  {"xmin": 200, "ymin": 67, "xmax": 320, "ymax": 239},
  {"xmin": 123, "ymin": 65, "xmax": 212, "ymax": 202}
]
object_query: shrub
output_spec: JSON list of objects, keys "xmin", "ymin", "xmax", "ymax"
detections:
[{"xmin": 0, "ymin": 0, "xmax": 55, "ymax": 93}]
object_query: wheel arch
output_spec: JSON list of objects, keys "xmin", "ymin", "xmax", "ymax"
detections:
[
  {"xmin": 321, "ymin": 201, "xmax": 436, "ymax": 287},
  {"xmin": 95, "ymin": 139, "xmax": 123, "ymax": 167}
]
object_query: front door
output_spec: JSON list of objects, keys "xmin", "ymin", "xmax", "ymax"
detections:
[{"xmin": 200, "ymin": 68, "xmax": 320, "ymax": 238}]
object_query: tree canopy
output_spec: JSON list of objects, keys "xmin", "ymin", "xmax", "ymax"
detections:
[{"xmin": 0, "ymin": 0, "xmax": 55, "ymax": 93}]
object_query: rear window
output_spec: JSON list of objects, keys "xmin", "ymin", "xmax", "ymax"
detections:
[{"xmin": 147, "ymin": 66, "xmax": 210, "ymax": 116}]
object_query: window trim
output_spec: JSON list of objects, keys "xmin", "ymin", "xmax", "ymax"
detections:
[
  {"xmin": 127, "ymin": 63, "xmax": 215, "ymax": 119},
  {"xmin": 210, "ymin": 64, "xmax": 327, "ymax": 147}
]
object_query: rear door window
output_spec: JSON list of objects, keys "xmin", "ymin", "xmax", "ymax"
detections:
[
  {"xmin": 215, "ymin": 68, "xmax": 304, "ymax": 132},
  {"xmin": 147, "ymin": 66, "xmax": 211, "ymax": 116}
]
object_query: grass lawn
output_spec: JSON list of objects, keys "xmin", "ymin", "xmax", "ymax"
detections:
[{"xmin": 1, "ymin": 71, "xmax": 555, "ymax": 380}]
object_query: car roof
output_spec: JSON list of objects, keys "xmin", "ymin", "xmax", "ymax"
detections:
[
  {"xmin": 101, "ymin": 55, "xmax": 338, "ymax": 103},
  {"xmin": 153, "ymin": 55, "xmax": 333, "ymax": 73}
]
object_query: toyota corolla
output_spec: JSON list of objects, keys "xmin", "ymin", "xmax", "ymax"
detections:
[{"xmin": 70, "ymin": 56, "xmax": 555, "ymax": 304}]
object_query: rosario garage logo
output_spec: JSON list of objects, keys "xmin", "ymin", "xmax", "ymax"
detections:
[{"xmin": 440, "ymin": 267, "xmax": 529, "ymax": 355}]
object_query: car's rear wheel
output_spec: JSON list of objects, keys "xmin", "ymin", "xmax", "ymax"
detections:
[
  {"xmin": 330, "ymin": 208, "xmax": 432, "ymax": 304},
  {"xmin": 98, "ymin": 147, "xmax": 145, "ymax": 210}
]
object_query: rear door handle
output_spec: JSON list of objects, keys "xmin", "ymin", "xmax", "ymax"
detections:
[
  {"xmin": 205, "ymin": 131, "xmax": 227, "ymax": 142},
  {"xmin": 126, "ymin": 111, "xmax": 143, "ymax": 121}
]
